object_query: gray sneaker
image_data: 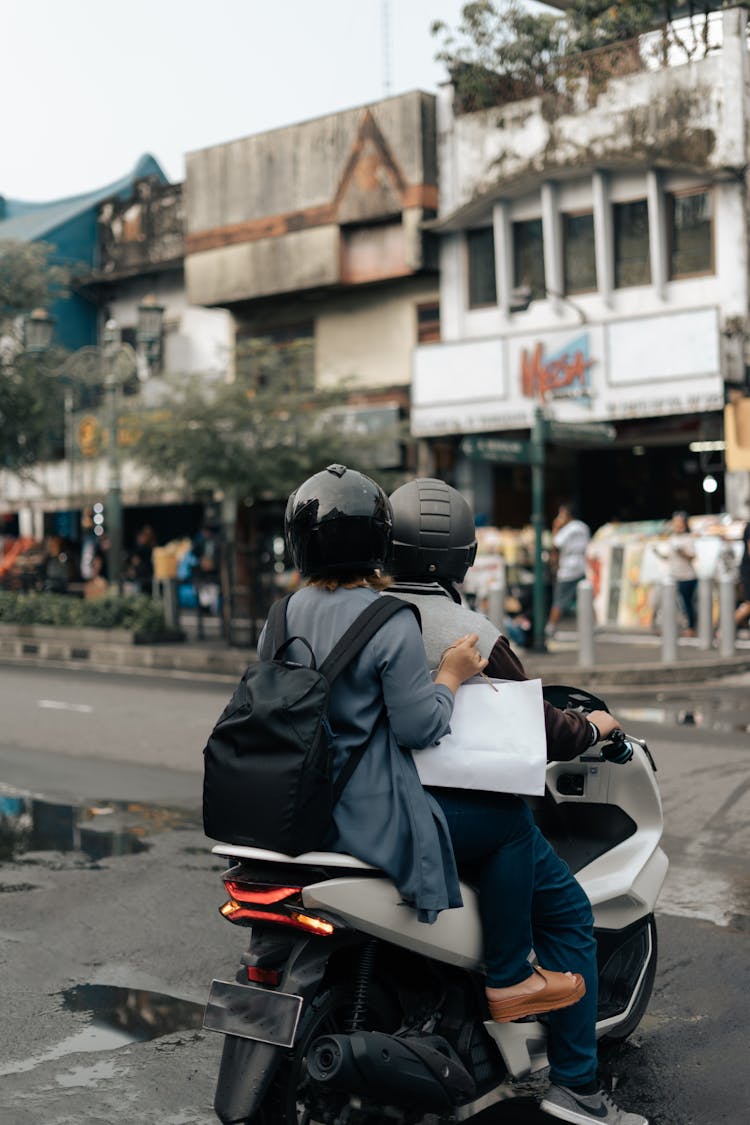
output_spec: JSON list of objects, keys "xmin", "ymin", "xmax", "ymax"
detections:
[{"xmin": 540, "ymin": 1083, "xmax": 648, "ymax": 1125}]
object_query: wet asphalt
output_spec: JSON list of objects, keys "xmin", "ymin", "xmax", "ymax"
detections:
[{"xmin": 0, "ymin": 664, "xmax": 748, "ymax": 1124}]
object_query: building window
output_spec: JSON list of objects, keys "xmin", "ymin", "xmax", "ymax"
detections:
[
  {"xmin": 614, "ymin": 199, "xmax": 651, "ymax": 288},
  {"xmin": 563, "ymin": 211, "xmax": 597, "ymax": 294},
  {"xmin": 512, "ymin": 218, "xmax": 546, "ymax": 302},
  {"xmin": 467, "ymin": 228, "xmax": 497, "ymax": 307},
  {"xmin": 668, "ymin": 189, "xmax": 713, "ymax": 278},
  {"xmin": 416, "ymin": 301, "xmax": 440, "ymax": 344},
  {"xmin": 236, "ymin": 323, "xmax": 315, "ymax": 394}
]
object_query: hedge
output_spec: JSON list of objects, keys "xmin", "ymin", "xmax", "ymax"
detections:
[{"xmin": 0, "ymin": 591, "xmax": 167, "ymax": 632}]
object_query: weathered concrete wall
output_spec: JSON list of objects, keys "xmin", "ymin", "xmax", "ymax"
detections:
[
  {"xmin": 184, "ymin": 91, "xmax": 437, "ymax": 305},
  {"xmin": 315, "ymin": 276, "xmax": 438, "ymax": 389},
  {"xmin": 439, "ymin": 18, "xmax": 747, "ymax": 216},
  {"xmin": 186, "ymin": 91, "xmax": 435, "ymax": 232},
  {"xmin": 186, "ymin": 225, "xmax": 341, "ymax": 306}
]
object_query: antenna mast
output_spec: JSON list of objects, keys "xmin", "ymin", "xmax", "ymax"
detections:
[{"xmin": 382, "ymin": 0, "xmax": 393, "ymax": 96}]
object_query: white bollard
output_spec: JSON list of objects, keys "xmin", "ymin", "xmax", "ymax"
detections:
[
  {"xmin": 661, "ymin": 575, "xmax": 678, "ymax": 664},
  {"xmin": 577, "ymin": 579, "xmax": 595, "ymax": 667},
  {"xmin": 718, "ymin": 573, "xmax": 736, "ymax": 658},
  {"xmin": 697, "ymin": 576, "xmax": 713, "ymax": 651}
]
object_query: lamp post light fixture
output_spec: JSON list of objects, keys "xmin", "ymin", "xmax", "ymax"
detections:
[
  {"xmin": 136, "ymin": 294, "xmax": 165, "ymax": 376},
  {"xmin": 24, "ymin": 308, "xmax": 56, "ymax": 354}
]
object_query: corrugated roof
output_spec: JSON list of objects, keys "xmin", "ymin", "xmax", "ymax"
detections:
[{"xmin": 0, "ymin": 154, "xmax": 166, "ymax": 243}]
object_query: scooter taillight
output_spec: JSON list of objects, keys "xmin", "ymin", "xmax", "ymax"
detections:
[{"xmin": 219, "ymin": 878, "xmax": 335, "ymax": 935}]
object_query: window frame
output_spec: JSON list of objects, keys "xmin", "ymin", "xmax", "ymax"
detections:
[
  {"xmin": 667, "ymin": 186, "xmax": 715, "ymax": 280},
  {"xmin": 612, "ymin": 196, "xmax": 652, "ymax": 290},
  {"xmin": 466, "ymin": 226, "xmax": 497, "ymax": 309},
  {"xmin": 562, "ymin": 208, "xmax": 598, "ymax": 296},
  {"xmin": 416, "ymin": 301, "xmax": 441, "ymax": 344},
  {"xmin": 511, "ymin": 216, "xmax": 546, "ymax": 304}
]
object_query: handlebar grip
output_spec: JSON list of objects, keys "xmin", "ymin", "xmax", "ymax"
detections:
[{"xmin": 600, "ymin": 728, "xmax": 634, "ymax": 765}]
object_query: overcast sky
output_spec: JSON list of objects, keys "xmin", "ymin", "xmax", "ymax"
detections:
[{"xmin": 2, "ymin": 0, "xmax": 490, "ymax": 202}]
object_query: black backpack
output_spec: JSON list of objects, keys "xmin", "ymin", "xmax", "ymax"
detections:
[{"xmin": 202, "ymin": 593, "xmax": 419, "ymax": 855}]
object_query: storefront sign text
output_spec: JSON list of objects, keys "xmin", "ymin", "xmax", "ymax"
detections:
[{"xmin": 520, "ymin": 333, "xmax": 594, "ymax": 403}]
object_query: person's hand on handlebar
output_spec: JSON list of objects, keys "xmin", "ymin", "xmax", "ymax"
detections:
[
  {"xmin": 587, "ymin": 710, "xmax": 621, "ymax": 744},
  {"xmin": 436, "ymin": 634, "xmax": 488, "ymax": 696}
]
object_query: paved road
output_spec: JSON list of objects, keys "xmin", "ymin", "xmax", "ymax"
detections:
[{"xmin": 1, "ymin": 666, "xmax": 748, "ymax": 1123}]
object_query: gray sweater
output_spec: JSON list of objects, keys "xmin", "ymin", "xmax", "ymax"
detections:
[{"xmin": 260, "ymin": 585, "xmax": 463, "ymax": 922}]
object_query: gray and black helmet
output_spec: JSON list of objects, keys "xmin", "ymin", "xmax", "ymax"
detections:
[{"xmin": 388, "ymin": 478, "xmax": 477, "ymax": 584}]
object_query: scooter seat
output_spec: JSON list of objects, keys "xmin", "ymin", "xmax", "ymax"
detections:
[{"xmin": 211, "ymin": 843, "xmax": 380, "ymax": 871}]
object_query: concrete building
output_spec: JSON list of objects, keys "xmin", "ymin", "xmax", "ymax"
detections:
[
  {"xmin": 184, "ymin": 90, "xmax": 440, "ymax": 449},
  {"xmin": 1, "ymin": 174, "xmax": 232, "ymax": 550},
  {"xmin": 0, "ymin": 155, "xmax": 166, "ymax": 350},
  {"xmin": 413, "ymin": 5, "xmax": 750, "ymax": 529}
]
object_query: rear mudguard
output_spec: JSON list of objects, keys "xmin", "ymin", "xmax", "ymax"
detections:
[{"xmin": 214, "ymin": 932, "xmax": 351, "ymax": 1124}]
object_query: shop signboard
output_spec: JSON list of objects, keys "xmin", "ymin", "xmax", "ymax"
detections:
[
  {"xmin": 412, "ymin": 308, "xmax": 722, "ymax": 437},
  {"xmin": 545, "ymin": 420, "xmax": 616, "ymax": 444},
  {"xmin": 460, "ymin": 435, "xmax": 535, "ymax": 465}
]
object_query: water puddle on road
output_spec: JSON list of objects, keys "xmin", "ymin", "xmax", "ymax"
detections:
[
  {"xmin": 0, "ymin": 788, "xmax": 196, "ymax": 866},
  {"xmin": 616, "ymin": 696, "xmax": 750, "ymax": 734},
  {"xmin": 0, "ymin": 985, "xmax": 205, "ymax": 1078}
]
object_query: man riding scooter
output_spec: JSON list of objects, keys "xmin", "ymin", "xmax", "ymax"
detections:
[{"xmin": 388, "ymin": 477, "xmax": 648, "ymax": 1125}]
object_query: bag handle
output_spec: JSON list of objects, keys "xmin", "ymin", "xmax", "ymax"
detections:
[{"xmin": 272, "ymin": 635, "xmax": 316, "ymax": 668}]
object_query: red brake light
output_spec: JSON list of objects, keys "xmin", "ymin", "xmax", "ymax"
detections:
[
  {"xmin": 247, "ymin": 966, "xmax": 281, "ymax": 985},
  {"xmin": 223, "ymin": 880, "xmax": 300, "ymax": 904},
  {"xmin": 218, "ymin": 878, "xmax": 336, "ymax": 935}
]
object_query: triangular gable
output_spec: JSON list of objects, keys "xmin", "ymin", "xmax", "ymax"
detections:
[{"xmin": 334, "ymin": 110, "xmax": 406, "ymax": 224}]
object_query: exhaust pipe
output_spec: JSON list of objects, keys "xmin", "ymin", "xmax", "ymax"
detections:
[{"xmin": 306, "ymin": 1031, "xmax": 475, "ymax": 1112}]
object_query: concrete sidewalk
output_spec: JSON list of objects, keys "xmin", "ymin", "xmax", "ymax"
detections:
[{"xmin": 2, "ymin": 612, "xmax": 750, "ymax": 688}]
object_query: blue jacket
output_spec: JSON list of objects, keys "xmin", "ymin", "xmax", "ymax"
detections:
[{"xmin": 261, "ymin": 584, "xmax": 462, "ymax": 922}]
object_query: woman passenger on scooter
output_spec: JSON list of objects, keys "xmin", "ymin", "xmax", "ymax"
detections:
[{"xmin": 270, "ymin": 465, "xmax": 585, "ymax": 1025}]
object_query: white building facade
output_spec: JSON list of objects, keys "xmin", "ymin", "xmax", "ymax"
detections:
[{"xmin": 414, "ymin": 5, "xmax": 750, "ymax": 528}]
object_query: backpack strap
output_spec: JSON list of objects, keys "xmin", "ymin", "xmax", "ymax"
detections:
[
  {"xmin": 260, "ymin": 592, "xmax": 294, "ymax": 660},
  {"xmin": 319, "ymin": 595, "xmax": 421, "ymax": 684},
  {"xmin": 320, "ymin": 595, "xmax": 421, "ymax": 802}
]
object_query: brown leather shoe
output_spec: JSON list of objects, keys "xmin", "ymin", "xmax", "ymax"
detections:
[{"xmin": 487, "ymin": 965, "xmax": 586, "ymax": 1023}]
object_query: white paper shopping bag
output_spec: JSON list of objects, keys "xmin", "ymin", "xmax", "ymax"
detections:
[{"xmin": 413, "ymin": 677, "xmax": 547, "ymax": 796}]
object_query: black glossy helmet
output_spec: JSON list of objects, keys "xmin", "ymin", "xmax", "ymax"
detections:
[
  {"xmin": 285, "ymin": 464, "xmax": 393, "ymax": 578},
  {"xmin": 389, "ymin": 478, "xmax": 477, "ymax": 583}
]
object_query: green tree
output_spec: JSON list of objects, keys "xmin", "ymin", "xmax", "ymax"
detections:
[
  {"xmin": 432, "ymin": 1, "xmax": 721, "ymax": 112},
  {"xmin": 0, "ymin": 240, "xmax": 69, "ymax": 471},
  {"xmin": 132, "ymin": 369, "xmax": 401, "ymax": 503}
]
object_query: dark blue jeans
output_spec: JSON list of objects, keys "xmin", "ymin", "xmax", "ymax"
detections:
[{"xmin": 432, "ymin": 788, "xmax": 599, "ymax": 1088}]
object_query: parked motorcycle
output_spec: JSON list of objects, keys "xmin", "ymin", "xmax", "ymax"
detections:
[{"xmin": 203, "ymin": 685, "xmax": 668, "ymax": 1124}]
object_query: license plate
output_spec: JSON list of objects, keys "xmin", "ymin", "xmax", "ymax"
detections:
[{"xmin": 203, "ymin": 980, "xmax": 303, "ymax": 1048}]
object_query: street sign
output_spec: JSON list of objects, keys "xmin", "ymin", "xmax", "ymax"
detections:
[
  {"xmin": 460, "ymin": 435, "xmax": 536, "ymax": 465},
  {"xmin": 545, "ymin": 420, "xmax": 616, "ymax": 444}
]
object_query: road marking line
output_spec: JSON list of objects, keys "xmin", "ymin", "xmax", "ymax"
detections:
[{"xmin": 37, "ymin": 699, "xmax": 93, "ymax": 713}]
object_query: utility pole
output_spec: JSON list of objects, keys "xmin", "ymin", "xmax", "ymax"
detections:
[{"xmin": 530, "ymin": 406, "xmax": 547, "ymax": 651}]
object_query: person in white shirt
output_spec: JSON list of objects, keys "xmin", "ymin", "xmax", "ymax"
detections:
[{"xmin": 545, "ymin": 503, "xmax": 591, "ymax": 639}]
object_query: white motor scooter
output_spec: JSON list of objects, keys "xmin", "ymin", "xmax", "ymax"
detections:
[{"xmin": 203, "ymin": 685, "xmax": 667, "ymax": 1124}]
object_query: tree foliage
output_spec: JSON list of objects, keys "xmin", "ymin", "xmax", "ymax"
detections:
[
  {"xmin": 432, "ymin": 1, "xmax": 722, "ymax": 112},
  {"xmin": 132, "ymin": 367, "xmax": 403, "ymax": 505},
  {"xmin": 0, "ymin": 241, "xmax": 69, "ymax": 471}
]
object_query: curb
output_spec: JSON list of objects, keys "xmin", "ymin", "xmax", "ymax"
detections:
[{"xmin": 2, "ymin": 633, "xmax": 750, "ymax": 688}]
